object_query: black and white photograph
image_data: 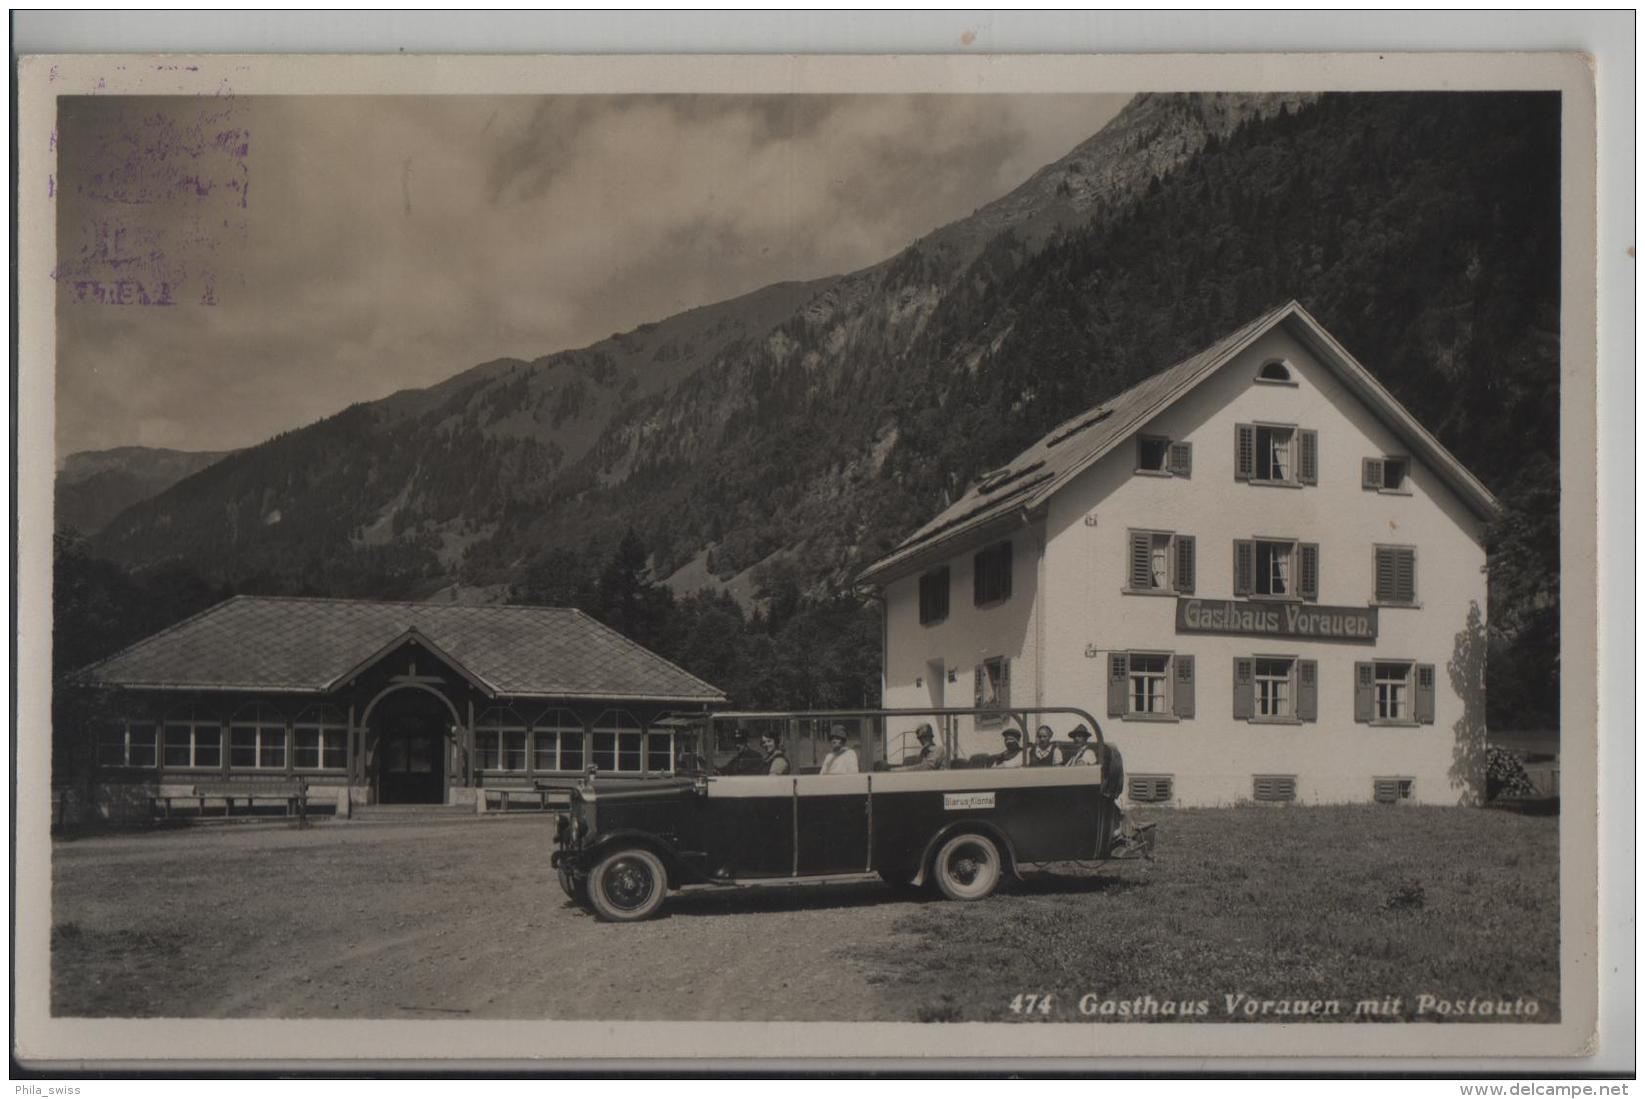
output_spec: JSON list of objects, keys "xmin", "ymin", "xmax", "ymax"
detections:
[{"xmin": 12, "ymin": 42, "xmax": 1614, "ymax": 1071}]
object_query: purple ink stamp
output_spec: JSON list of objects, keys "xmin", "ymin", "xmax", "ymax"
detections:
[{"xmin": 54, "ymin": 94, "xmax": 251, "ymax": 308}]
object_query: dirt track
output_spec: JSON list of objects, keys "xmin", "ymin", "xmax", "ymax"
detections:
[{"xmin": 51, "ymin": 816, "xmax": 929, "ymax": 1020}]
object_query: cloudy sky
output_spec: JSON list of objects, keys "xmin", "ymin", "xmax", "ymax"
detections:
[{"xmin": 54, "ymin": 93, "xmax": 1129, "ymax": 459}]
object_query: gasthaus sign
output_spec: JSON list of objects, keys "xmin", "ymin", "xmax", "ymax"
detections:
[{"xmin": 1175, "ymin": 598, "xmax": 1378, "ymax": 642}]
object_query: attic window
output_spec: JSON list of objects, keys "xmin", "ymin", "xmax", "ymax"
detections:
[
  {"xmin": 1044, "ymin": 408, "xmax": 1113, "ymax": 448},
  {"xmin": 1256, "ymin": 360, "xmax": 1295, "ymax": 384}
]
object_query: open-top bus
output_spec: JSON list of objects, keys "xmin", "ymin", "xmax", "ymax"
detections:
[{"xmin": 551, "ymin": 706, "xmax": 1153, "ymax": 921}]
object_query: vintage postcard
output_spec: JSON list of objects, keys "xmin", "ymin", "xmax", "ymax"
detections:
[{"xmin": 13, "ymin": 50, "xmax": 1605, "ymax": 1070}]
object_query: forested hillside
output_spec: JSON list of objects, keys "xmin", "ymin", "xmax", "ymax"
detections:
[{"xmin": 65, "ymin": 92, "xmax": 1561, "ymax": 727}]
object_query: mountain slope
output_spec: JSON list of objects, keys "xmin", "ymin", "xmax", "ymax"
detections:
[
  {"xmin": 89, "ymin": 275, "xmax": 837, "ymax": 595},
  {"xmin": 91, "ymin": 92, "xmax": 1306, "ymax": 592},
  {"xmin": 478, "ymin": 92, "xmax": 1557, "ymax": 602}
]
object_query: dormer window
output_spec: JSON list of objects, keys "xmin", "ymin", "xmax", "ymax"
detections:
[
  {"xmin": 1256, "ymin": 359, "xmax": 1295, "ymax": 384},
  {"xmin": 1136, "ymin": 435, "xmax": 1192, "ymax": 477}
]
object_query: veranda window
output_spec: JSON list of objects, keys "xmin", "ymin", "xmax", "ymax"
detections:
[
  {"xmin": 475, "ymin": 707, "xmax": 528, "ymax": 772},
  {"xmin": 230, "ymin": 704, "xmax": 287, "ymax": 770},
  {"xmin": 531, "ymin": 709, "xmax": 584, "ymax": 773},
  {"xmin": 99, "ymin": 721, "xmax": 160, "ymax": 768},
  {"xmin": 293, "ymin": 705, "xmax": 348, "ymax": 770},
  {"xmin": 162, "ymin": 706, "xmax": 221, "ymax": 768},
  {"xmin": 592, "ymin": 710, "xmax": 645, "ymax": 773}
]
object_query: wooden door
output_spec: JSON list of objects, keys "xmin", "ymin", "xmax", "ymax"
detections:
[{"xmin": 379, "ymin": 718, "xmax": 445, "ymax": 804}]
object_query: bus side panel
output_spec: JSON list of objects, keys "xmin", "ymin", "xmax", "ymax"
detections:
[
  {"xmin": 796, "ymin": 792, "xmax": 871, "ymax": 874},
  {"xmin": 994, "ymin": 784, "xmax": 1107, "ymax": 863},
  {"xmin": 869, "ymin": 784, "xmax": 1108, "ymax": 871},
  {"xmin": 698, "ymin": 790, "xmax": 794, "ymax": 878}
]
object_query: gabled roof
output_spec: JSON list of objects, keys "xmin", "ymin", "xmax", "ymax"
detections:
[
  {"xmin": 860, "ymin": 301, "xmax": 1501, "ymax": 584},
  {"xmin": 74, "ymin": 596, "xmax": 727, "ymax": 703}
]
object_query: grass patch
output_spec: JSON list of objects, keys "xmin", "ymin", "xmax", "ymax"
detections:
[{"xmin": 863, "ymin": 805, "xmax": 1558, "ymax": 1024}]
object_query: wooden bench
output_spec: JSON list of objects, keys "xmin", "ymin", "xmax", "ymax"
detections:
[
  {"xmin": 152, "ymin": 780, "xmax": 309, "ymax": 822},
  {"xmin": 482, "ymin": 782, "xmax": 573, "ymax": 813}
]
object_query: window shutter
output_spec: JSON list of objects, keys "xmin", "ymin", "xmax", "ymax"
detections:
[
  {"xmin": 1298, "ymin": 429, "xmax": 1318, "ymax": 484},
  {"xmin": 1362, "ymin": 457, "xmax": 1384, "ymax": 490},
  {"xmin": 1232, "ymin": 657, "xmax": 1254, "ymax": 720},
  {"xmin": 1374, "ymin": 547, "xmax": 1396, "ymax": 603},
  {"xmin": 1395, "ymin": 549, "xmax": 1416, "ymax": 604},
  {"xmin": 999, "ymin": 657, "xmax": 1011, "ymax": 708},
  {"xmin": 1174, "ymin": 654, "xmax": 1195, "ymax": 718},
  {"xmin": 1107, "ymin": 653, "xmax": 1128, "ymax": 717},
  {"xmin": 1235, "ymin": 424, "xmax": 1255, "ymax": 481},
  {"xmin": 1128, "ymin": 531, "xmax": 1152, "ymax": 590},
  {"xmin": 1297, "ymin": 660, "xmax": 1318, "ymax": 721},
  {"xmin": 1233, "ymin": 540, "xmax": 1255, "ymax": 596},
  {"xmin": 1299, "ymin": 543, "xmax": 1319, "ymax": 600},
  {"xmin": 1415, "ymin": 663, "xmax": 1436, "ymax": 724},
  {"xmin": 1174, "ymin": 535, "xmax": 1196, "ymax": 594},
  {"xmin": 974, "ymin": 664, "xmax": 985, "ymax": 709},
  {"xmin": 1353, "ymin": 662, "xmax": 1374, "ymax": 722},
  {"xmin": 1168, "ymin": 441, "xmax": 1192, "ymax": 478}
]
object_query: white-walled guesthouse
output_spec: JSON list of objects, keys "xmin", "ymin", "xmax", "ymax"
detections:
[{"xmin": 859, "ymin": 302, "xmax": 1500, "ymax": 808}]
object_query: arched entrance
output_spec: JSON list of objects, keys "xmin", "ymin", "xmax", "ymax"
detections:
[{"xmin": 369, "ymin": 688, "xmax": 455, "ymax": 805}]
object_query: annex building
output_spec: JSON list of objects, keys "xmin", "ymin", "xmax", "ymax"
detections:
[
  {"xmin": 68, "ymin": 596, "xmax": 725, "ymax": 819},
  {"xmin": 860, "ymin": 302, "xmax": 1499, "ymax": 808}
]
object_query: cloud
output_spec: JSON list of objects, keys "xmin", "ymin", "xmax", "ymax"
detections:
[{"xmin": 54, "ymin": 92, "xmax": 1129, "ymax": 456}]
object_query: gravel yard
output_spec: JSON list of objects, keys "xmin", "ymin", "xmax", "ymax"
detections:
[
  {"xmin": 50, "ymin": 806, "xmax": 1557, "ymax": 1022},
  {"xmin": 50, "ymin": 814, "xmax": 936, "ymax": 1020}
]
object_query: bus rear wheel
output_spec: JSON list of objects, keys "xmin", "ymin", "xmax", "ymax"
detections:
[{"xmin": 932, "ymin": 832, "xmax": 1002, "ymax": 902}]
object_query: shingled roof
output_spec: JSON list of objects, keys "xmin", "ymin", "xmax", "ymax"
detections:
[
  {"xmin": 860, "ymin": 301, "xmax": 1501, "ymax": 584},
  {"xmin": 74, "ymin": 596, "xmax": 727, "ymax": 703}
]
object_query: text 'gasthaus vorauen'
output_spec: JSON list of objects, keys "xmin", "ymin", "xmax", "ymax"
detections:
[{"xmin": 1175, "ymin": 597, "xmax": 1378, "ymax": 641}]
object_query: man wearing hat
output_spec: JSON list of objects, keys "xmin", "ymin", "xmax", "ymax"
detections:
[
  {"xmin": 718, "ymin": 730, "xmax": 764, "ymax": 776},
  {"xmin": 894, "ymin": 722, "xmax": 949, "ymax": 770},
  {"xmin": 819, "ymin": 724, "xmax": 860, "ymax": 774},
  {"xmin": 987, "ymin": 726, "xmax": 1024, "ymax": 768},
  {"xmin": 1063, "ymin": 724, "xmax": 1100, "ymax": 766}
]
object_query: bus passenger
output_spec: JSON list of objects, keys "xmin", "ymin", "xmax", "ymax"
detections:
[
  {"xmin": 819, "ymin": 724, "xmax": 860, "ymax": 774},
  {"xmin": 718, "ymin": 731, "xmax": 764, "ymax": 775},
  {"xmin": 988, "ymin": 727, "xmax": 1024, "ymax": 767},
  {"xmin": 1063, "ymin": 725, "xmax": 1100, "ymax": 766},
  {"xmin": 1025, "ymin": 725, "xmax": 1059, "ymax": 767},
  {"xmin": 895, "ymin": 723, "xmax": 948, "ymax": 770},
  {"xmin": 760, "ymin": 732, "xmax": 791, "ymax": 775}
]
